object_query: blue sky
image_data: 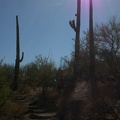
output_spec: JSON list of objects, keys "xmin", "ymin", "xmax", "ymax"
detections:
[{"xmin": 0, "ymin": 0, "xmax": 120, "ymax": 66}]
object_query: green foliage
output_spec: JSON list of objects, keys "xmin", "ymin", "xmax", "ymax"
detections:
[
  {"xmin": 0, "ymin": 64, "xmax": 12, "ymax": 118},
  {"xmin": 94, "ymin": 17, "xmax": 120, "ymax": 78},
  {"xmin": 1, "ymin": 100, "xmax": 27, "ymax": 119},
  {"xmin": 0, "ymin": 79, "xmax": 10, "ymax": 109},
  {"xmin": 58, "ymin": 56, "xmax": 73, "ymax": 79},
  {"xmin": 23, "ymin": 62, "xmax": 38, "ymax": 82},
  {"xmin": 0, "ymin": 63, "xmax": 28, "ymax": 119},
  {"xmin": 81, "ymin": 16, "xmax": 120, "ymax": 80},
  {"xmin": 35, "ymin": 55, "xmax": 56, "ymax": 95},
  {"xmin": 21, "ymin": 55, "xmax": 56, "ymax": 96},
  {"xmin": 1, "ymin": 16, "xmax": 120, "ymax": 119},
  {"xmin": 55, "ymin": 56, "xmax": 75, "ymax": 95}
]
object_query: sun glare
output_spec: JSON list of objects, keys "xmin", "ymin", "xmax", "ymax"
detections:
[
  {"xmin": 83, "ymin": 0, "xmax": 102, "ymax": 6},
  {"xmin": 81, "ymin": 0, "xmax": 103, "ymax": 12}
]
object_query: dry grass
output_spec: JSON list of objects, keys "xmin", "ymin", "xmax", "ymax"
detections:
[{"xmin": 1, "ymin": 100, "xmax": 28, "ymax": 119}]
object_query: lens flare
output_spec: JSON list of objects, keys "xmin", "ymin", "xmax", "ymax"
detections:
[{"xmin": 82, "ymin": 0, "xmax": 102, "ymax": 9}]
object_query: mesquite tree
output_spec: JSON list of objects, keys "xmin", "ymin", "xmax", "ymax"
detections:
[
  {"xmin": 69, "ymin": 0, "xmax": 81, "ymax": 80},
  {"xmin": 13, "ymin": 16, "xmax": 24, "ymax": 91}
]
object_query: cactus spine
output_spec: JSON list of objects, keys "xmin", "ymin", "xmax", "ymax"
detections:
[
  {"xmin": 69, "ymin": 0, "xmax": 81, "ymax": 80},
  {"xmin": 13, "ymin": 16, "xmax": 24, "ymax": 90}
]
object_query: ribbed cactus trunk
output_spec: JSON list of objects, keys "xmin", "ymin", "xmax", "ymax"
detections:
[
  {"xmin": 13, "ymin": 16, "xmax": 24, "ymax": 91},
  {"xmin": 75, "ymin": 0, "xmax": 81, "ymax": 80},
  {"xmin": 69, "ymin": 0, "xmax": 81, "ymax": 81},
  {"xmin": 89, "ymin": 0, "xmax": 97, "ymax": 98},
  {"xmin": 89, "ymin": 0, "xmax": 95, "ymax": 77}
]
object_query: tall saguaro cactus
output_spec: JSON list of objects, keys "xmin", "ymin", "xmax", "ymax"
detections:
[
  {"xmin": 69, "ymin": 0, "xmax": 81, "ymax": 80},
  {"xmin": 89, "ymin": 0, "xmax": 97, "ymax": 98},
  {"xmin": 89, "ymin": 0, "xmax": 95, "ymax": 78},
  {"xmin": 13, "ymin": 16, "xmax": 24, "ymax": 91}
]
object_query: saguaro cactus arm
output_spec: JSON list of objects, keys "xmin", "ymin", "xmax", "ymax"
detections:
[
  {"xmin": 69, "ymin": 20, "xmax": 76, "ymax": 32},
  {"xmin": 19, "ymin": 52, "xmax": 24, "ymax": 62}
]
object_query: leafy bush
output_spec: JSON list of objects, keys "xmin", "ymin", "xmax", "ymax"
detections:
[{"xmin": 0, "ymin": 63, "xmax": 28, "ymax": 119}]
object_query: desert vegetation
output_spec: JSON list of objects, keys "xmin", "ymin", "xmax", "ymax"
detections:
[
  {"xmin": 1, "ymin": 16, "xmax": 120, "ymax": 120},
  {"xmin": 1, "ymin": 0, "xmax": 120, "ymax": 119}
]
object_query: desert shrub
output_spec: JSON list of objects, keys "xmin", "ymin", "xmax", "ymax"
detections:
[
  {"xmin": 0, "ymin": 100, "xmax": 28, "ymax": 120},
  {"xmin": 0, "ymin": 83, "xmax": 28, "ymax": 119},
  {"xmin": 0, "ymin": 65, "xmax": 11, "ymax": 108},
  {"xmin": 0, "ymin": 63, "xmax": 28, "ymax": 119}
]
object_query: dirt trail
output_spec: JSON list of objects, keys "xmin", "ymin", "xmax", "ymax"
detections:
[
  {"xmin": 71, "ymin": 81, "xmax": 90, "ymax": 101},
  {"xmin": 14, "ymin": 91, "xmax": 57, "ymax": 120},
  {"xmin": 65, "ymin": 81, "xmax": 91, "ymax": 120},
  {"xmin": 57, "ymin": 81, "xmax": 91, "ymax": 120},
  {"xmin": 15, "ymin": 82, "xmax": 90, "ymax": 120}
]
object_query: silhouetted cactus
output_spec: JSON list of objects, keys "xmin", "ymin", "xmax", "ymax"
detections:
[
  {"xmin": 89, "ymin": 0, "xmax": 97, "ymax": 98},
  {"xmin": 13, "ymin": 16, "xmax": 24, "ymax": 91},
  {"xmin": 69, "ymin": 0, "xmax": 81, "ymax": 80},
  {"xmin": 89, "ymin": 0, "xmax": 95, "ymax": 78},
  {"xmin": 69, "ymin": 20, "xmax": 76, "ymax": 32}
]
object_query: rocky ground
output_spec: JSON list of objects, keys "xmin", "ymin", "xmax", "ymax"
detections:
[
  {"xmin": 14, "ymin": 81, "xmax": 120, "ymax": 120},
  {"xmin": 14, "ymin": 90, "xmax": 58, "ymax": 120}
]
